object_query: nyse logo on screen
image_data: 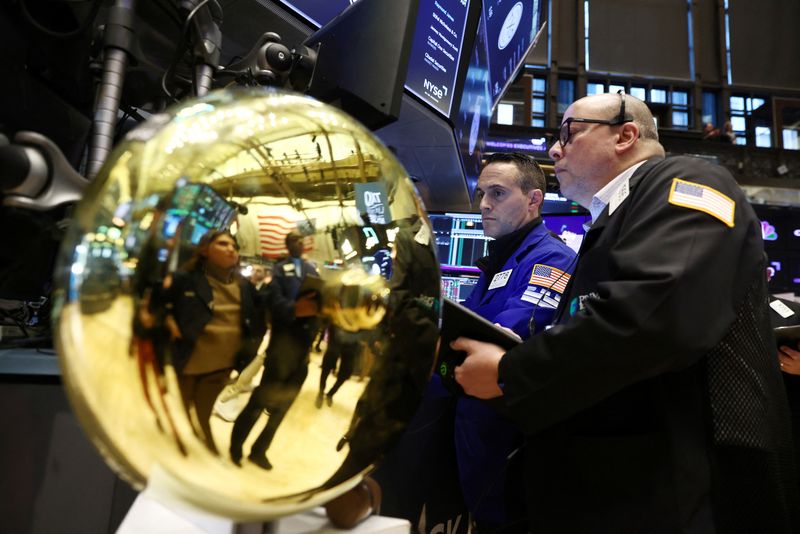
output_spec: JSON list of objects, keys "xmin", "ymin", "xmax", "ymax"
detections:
[{"xmin": 424, "ymin": 78, "xmax": 448, "ymax": 100}]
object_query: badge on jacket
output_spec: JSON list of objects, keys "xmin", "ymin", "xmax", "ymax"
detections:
[{"xmin": 488, "ymin": 269, "xmax": 513, "ymax": 290}]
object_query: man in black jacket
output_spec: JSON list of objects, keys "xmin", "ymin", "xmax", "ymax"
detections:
[
  {"xmin": 229, "ymin": 231, "xmax": 319, "ymax": 469},
  {"xmin": 453, "ymin": 92, "xmax": 799, "ymax": 533}
]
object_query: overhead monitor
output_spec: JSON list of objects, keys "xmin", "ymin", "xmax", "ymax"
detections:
[
  {"xmin": 404, "ymin": 0, "xmax": 474, "ymax": 119},
  {"xmin": 453, "ymin": 15, "xmax": 492, "ymax": 199},
  {"xmin": 303, "ymin": 0, "xmax": 419, "ymax": 129},
  {"xmin": 483, "ymin": 0, "xmax": 546, "ymax": 109},
  {"xmin": 280, "ymin": 0, "xmax": 479, "ymax": 122}
]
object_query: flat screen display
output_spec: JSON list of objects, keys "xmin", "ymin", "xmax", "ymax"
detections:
[
  {"xmin": 483, "ymin": 0, "xmax": 543, "ymax": 107},
  {"xmin": 163, "ymin": 183, "xmax": 237, "ymax": 245},
  {"xmin": 541, "ymin": 192, "xmax": 586, "ymax": 215},
  {"xmin": 281, "ymin": 0, "xmax": 473, "ymax": 120},
  {"xmin": 753, "ymin": 203, "xmax": 800, "ymax": 293},
  {"xmin": 404, "ymin": 0, "xmax": 472, "ymax": 118},
  {"xmin": 453, "ymin": 15, "xmax": 491, "ymax": 199},
  {"xmin": 428, "ymin": 212, "xmax": 485, "ymax": 273},
  {"xmin": 441, "ymin": 273, "xmax": 480, "ymax": 303}
]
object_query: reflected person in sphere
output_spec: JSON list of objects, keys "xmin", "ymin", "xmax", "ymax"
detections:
[
  {"xmin": 229, "ymin": 231, "xmax": 320, "ymax": 469},
  {"xmin": 164, "ymin": 230, "xmax": 266, "ymax": 453},
  {"xmin": 213, "ymin": 262, "xmax": 274, "ymax": 419},
  {"xmin": 316, "ymin": 326, "xmax": 360, "ymax": 408},
  {"xmin": 454, "ymin": 92, "xmax": 798, "ymax": 532},
  {"xmin": 326, "ymin": 215, "xmax": 439, "ymax": 488}
]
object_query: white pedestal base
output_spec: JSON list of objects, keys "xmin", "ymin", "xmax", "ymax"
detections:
[{"xmin": 117, "ymin": 491, "xmax": 410, "ymax": 534}]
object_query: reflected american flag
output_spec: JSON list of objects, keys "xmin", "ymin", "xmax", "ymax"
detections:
[{"xmin": 257, "ymin": 215, "xmax": 301, "ymax": 259}]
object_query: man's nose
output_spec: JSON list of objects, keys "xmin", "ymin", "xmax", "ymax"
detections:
[{"xmin": 548, "ymin": 140, "xmax": 562, "ymax": 160}]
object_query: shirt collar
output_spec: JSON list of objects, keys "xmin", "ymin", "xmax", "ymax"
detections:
[{"xmin": 588, "ymin": 160, "xmax": 647, "ymax": 223}]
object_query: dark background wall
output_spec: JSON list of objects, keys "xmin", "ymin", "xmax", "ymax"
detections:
[{"xmin": 498, "ymin": 0, "xmax": 800, "ymax": 184}]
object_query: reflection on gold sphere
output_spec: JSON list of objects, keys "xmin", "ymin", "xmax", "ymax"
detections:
[{"xmin": 53, "ymin": 89, "xmax": 440, "ymax": 520}]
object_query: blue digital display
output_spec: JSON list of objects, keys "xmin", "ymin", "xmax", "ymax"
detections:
[
  {"xmin": 404, "ymin": 0, "xmax": 471, "ymax": 118},
  {"xmin": 483, "ymin": 0, "xmax": 542, "ymax": 107},
  {"xmin": 453, "ymin": 15, "xmax": 491, "ymax": 198}
]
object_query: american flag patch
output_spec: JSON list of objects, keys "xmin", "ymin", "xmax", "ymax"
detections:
[
  {"xmin": 668, "ymin": 178, "xmax": 735, "ymax": 227},
  {"xmin": 529, "ymin": 264, "xmax": 570, "ymax": 293}
]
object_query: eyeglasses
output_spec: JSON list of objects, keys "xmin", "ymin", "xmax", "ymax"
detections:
[{"xmin": 558, "ymin": 91, "xmax": 633, "ymax": 148}]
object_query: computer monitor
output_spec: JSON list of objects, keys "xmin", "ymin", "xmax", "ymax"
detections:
[
  {"xmin": 541, "ymin": 192, "xmax": 586, "ymax": 215},
  {"xmin": 428, "ymin": 211, "xmax": 485, "ymax": 273},
  {"xmin": 441, "ymin": 273, "xmax": 480, "ymax": 303},
  {"xmin": 752, "ymin": 203, "xmax": 800, "ymax": 294},
  {"xmin": 163, "ymin": 183, "xmax": 238, "ymax": 245}
]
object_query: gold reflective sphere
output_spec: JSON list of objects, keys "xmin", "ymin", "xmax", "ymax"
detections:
[{"xmin": 53, "ymin": 88, "xmax": 440, "ymax": 520}]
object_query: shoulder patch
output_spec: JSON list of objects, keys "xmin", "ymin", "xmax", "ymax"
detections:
[
  {"xmin": 529, "ymin": 263, "xmax": 570, "ymax": 293},
  {"xmin": 668, "ymin": 178, "xmax": 735, "ymax": 227}
]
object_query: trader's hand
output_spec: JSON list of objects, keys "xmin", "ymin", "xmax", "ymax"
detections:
[
  {"xmin": 494, "ymin": 323, "xmax": 522, "ymax": 341},
  {"xmin": 294, "ymin": 292, "xmax": 319, "ymax": 317},
  {"xmin": 778, "ymin": 343, "xmax": 800, "ymax": 375},
  {"xmin": 452, "ymin": 337, "xmax": 504, "ymax": 399},
  {"xmin": 165, "ymin": 315, "xmax": 182, "ymax": 340}
]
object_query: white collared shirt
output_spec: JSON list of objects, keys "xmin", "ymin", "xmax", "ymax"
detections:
[{"xmin": 588, "ymin": 161, "xmax": 647, "ymax": 223}]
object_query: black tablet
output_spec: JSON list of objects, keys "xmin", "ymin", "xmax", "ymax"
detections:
[
  {"xmin": 437, "ymin": 298, "xmax": 522, "ymax": 396},
  {"xmin": 775, "ymin": 325, "xmax": 800, "ymax": 348}
]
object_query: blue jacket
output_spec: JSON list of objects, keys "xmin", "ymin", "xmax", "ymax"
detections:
[{"xmin": 455, "ymin": 220, "xmax": 576, "ymax": 525}]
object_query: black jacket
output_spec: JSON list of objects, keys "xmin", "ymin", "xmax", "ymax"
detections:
[
  {"xmin": 498, "ymin": 157, "xmax": 798, "ymax": 533},
  {"xmin": 261, "ymin": 256, "xmax": 320, "ymax": 382}
]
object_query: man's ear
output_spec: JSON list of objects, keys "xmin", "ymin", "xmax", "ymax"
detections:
[
  {"xmin": 529, "ymin": 188, "xmax": 544, "ymax": 210},
  {"xmin": 615, "ymin": 122, "xmax": 639, "ymax": 153}
]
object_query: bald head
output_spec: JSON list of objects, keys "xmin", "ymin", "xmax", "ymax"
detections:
[
  {"xmin": 548, "ymin": 93, "xmax": 666, "ymax": 208},
  {"xmin": 587, "ymin": 93, "xmax": 660, "ymax": 143}
]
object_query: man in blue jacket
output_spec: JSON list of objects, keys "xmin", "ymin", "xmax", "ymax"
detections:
[{"xmin": 456, "ymin": 152, "xmax": 576, "ymax": 532}]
